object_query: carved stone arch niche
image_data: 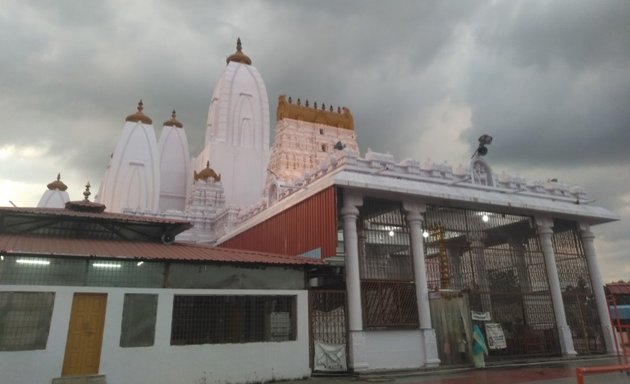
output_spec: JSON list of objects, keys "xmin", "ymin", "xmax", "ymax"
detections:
[{"xmin": 470, "ymin": 158, "xmax": 494, "ymax": 187}]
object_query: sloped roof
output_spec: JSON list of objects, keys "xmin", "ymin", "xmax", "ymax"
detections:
[
  {"xmin": 0, "ymin": 234, "xmax": 323, "ymax": 266},
  {"xmin": 0, "ymin": 206, "xmax": 192, "ymax": 242},
  {"xmin": 606, "ymin": 283, "xmax": 630, "ymax": 295}
]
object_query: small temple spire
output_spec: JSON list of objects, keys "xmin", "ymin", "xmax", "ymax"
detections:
[
  {"xmin": 46, "ymin": 173, "xmax": 68, "ymax": 191},
  {"xmin": 193, "ymin": 161, "xmax": 221, "ymax": 182},
  {"xmin": 65, "ymin": 181, "xmax": 106, "ymax": 213},
  {"xmin": 83, "ymin": 182, "xmax": 92, "ymax": 202},
  {"xmin": 226, "ymin": 37, "xmax": 252, "ymax": 65},
  {"xmin": 125, "ymin": 99, "xmax": 153, "ymax": 124},
  {"xmin": 163, "ymin": 109, "xmax": 183, "ymax": 128}
]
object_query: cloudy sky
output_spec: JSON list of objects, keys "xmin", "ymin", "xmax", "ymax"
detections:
[{"xmin": 1, "ymin": 0, "xmax": 628, "ymax": 281}]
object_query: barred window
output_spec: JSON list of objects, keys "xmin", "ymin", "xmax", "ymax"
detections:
[
  {"xmin": 120, "ymin": 294, "xmax": 158, "ymax": 347},
  {"xmin": 170, "ymin": 295, "xmax": 296, "ymax": 345},
  {"xmin": 0, "ymin": 292, "xmax": 55, "ymax": 351}
]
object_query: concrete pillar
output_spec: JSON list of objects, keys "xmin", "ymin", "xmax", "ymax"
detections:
[
  {"xmin": 536, "ymin": 217, "xmax": 577, "ymax": 356},
  {"xmin": 403, "ymin": 201, "xmax": 440, "ymax": 366},
  {"xmin": 341, "ymin": 191, "xmax": 367, "ymax": 370},
  {"xmin": 342, "ymin": 191, "xmax": 363, "ymax": 331},
  {"xmin": 579, "ymin": 223, "xmax": 615, "ymax": 353}
]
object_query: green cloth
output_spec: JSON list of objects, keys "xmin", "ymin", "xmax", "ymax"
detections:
[{"xmin": 472, "ymin": 324, "xmax": 488, "ymax": 368}]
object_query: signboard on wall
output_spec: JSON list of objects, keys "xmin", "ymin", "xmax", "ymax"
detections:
[
  {"xmin": 485, "ymin": 323, "xmax": 507, "ymax": 350},
  {"xmin": 471, "ymin": 311, "xmax": 491, "ymax": 321}
]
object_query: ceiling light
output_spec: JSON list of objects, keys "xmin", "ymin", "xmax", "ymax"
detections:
[
  {"xmin": 388, "ymin": 230, "xmax": 395, "ymax": 237},
  {"xmin": 422, "ymin": 230, "xmax": 429, "ymax": 238},
  {"xmin": 137, "ymin": 261, "xmax": 144, "ymax": 266},
  {"xmin": 482, "ymin": 214, "xmax": 489, "ymax": 222},
  {"xmin": 92, "ymin": 263, "xmax": 121, "ymax": 268},
  {"xmin": 16, "ymin": 259, "xmax": 50, "ymax": 265}
]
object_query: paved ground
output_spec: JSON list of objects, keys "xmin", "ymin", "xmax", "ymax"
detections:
[{"xmin": 282, "ymin": 357, "xmax": 630, "ymax": 384}]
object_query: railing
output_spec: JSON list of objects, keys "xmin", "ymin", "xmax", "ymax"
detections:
[{"xmin": 575, "ymin": 364, "xmax": 630, "ymax": 384}]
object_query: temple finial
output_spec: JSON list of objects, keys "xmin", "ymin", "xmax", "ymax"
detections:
[
  {"xmin": 172, "ymin": 110, "xmax": 176, "ymax": 119},
  {"xmin": 57, "ymin": 173, "xmax": 61, "ymax": 181},
  {"xmin": 83, "ymin": 182, "xmax": 92, "ymax": 202},
  {"xmin": 227, "ymin": 37, "xmax": 251, "ymax": 65},
  {"xmin": 137, "ymin": 99, "xmax": 144, "ymax": 113}
]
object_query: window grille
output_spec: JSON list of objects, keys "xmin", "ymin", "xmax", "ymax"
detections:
[
  {"xmin": 357, "ymin": 198, "xmax": 418, "ymax": 328},
  {"xmin": 120, "ymin": 294, "xmax": 158, "ymax": 347},
  {"xmin": 0, "ymin": 292, "xmax": 55, "ymax": 351},
  {"xmin": 170, "ymin": 295, "xmax": 296, "ymax": 345},
  {"xmin": 361, "ymin": 280, "xmax": 418, "ymax": 328}
]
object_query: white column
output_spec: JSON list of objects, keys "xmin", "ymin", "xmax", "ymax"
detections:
[
  {"xmin": 579, "ymin": 223, "xmax": 615, "ymax": 353},
  {"xmin": 342, "ymin": 192, "xmax": 363, "ymax": 331},
  {"xmin": 403, "ymin": 201, "xmax": 440, "ymax": 366},
  {"xmin": 536, "ymin": 217, "xmax": 577, "ymax": 356},
  {"xmin": 341, "ymin": 191, "xmax": 367, "ymax": 371}
]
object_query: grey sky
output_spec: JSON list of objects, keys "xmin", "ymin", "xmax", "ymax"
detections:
[{"xmin": 1, "ymin": 0, "xmax": 628, "ymax": 281}]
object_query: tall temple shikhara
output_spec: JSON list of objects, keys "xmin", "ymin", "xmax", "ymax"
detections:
[{"xmin": 82, "ymin": 38, "xmax": 359, "ymax": 243}]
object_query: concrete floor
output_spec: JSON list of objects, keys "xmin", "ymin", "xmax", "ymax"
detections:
[{"xmin": 283, "ymin": 357, "xmax": 630, "ymax": 384}]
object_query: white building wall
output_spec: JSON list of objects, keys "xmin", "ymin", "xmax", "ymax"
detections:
[
  {"xmin": 351, "ymin": 330, "xmax": 425, "ymax": 372},
  {"xmin": 0, "ymin": 285, "xmax": 310, "ymax": 384}
]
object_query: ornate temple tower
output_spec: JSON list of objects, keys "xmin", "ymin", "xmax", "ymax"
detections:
[
  {"xmin": 158, "ymin": 111, "xmax": 191, "ymax": 211},
  {"xmin": 195, "ymin": 38, "xmax": 270, "ymax": 208},
  {"xmin": 265, "ymin": 95, "xmax": 359, "ymax": 204},
  {"xmin": 37, "ymin": 174, "xmax": 70, "ymax": 208},
  {"xmin": 97, "ymin": 101, "xmax": 160, "ymax": 213}
]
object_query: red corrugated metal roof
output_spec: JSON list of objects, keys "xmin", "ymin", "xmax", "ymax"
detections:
[
  {"xmin": 606, "ymin": 283, "xmax": 630, "ymax": 295},
  {"xmin": 0, "ymin": 234, "xmax": 324, "ymax": 266}
]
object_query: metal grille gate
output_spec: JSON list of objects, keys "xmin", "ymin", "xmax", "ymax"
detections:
[
  {"xmin": 357, "ymin": 199, "xmax": 419, "ymax": 329},
  {"xmin": 424, "ymin": 206, "xmax": 562, "ymax": 361},
  {"xmin": 553, "ymin": 220, "xmax": 605, "ymax": 354},
  {"xmin": 309, "ymin": 290, "xmax": 348, "ymax": 372}
]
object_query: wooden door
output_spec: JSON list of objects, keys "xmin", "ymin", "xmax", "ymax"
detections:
[{"xmin": 62, "ymin": 293, "xmax": 107, "ymax": 376}]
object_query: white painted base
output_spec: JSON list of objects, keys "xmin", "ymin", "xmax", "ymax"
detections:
[
  {"xmin": 421, "ymin": 329, "xmax": 441, "ymax": 367},
  {"xmin": 348, "ymin": 329, "xmax": 426, "ymax": 372},
  {"xmin": 558, "ymin": 324, "xmax": 577, "ymax": 356},
  {"xmin": 52, "ymin": 374, "xmax": 106, "ymax": 384},
  {"xmin": 602, "ymin": 323, "xmax": 616, "ymax": 354}
]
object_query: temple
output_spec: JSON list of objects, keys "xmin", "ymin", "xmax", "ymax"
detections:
[{"xmin": 2, "ymin": 37, "xmax": 620, "ymax": 384}]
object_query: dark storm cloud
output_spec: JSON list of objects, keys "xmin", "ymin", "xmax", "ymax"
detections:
[
  {"xmin": 1, "ymin": 0, "xmax": 628, "ymax": 280},
  {"xmin": 463, "ymin": 0, "xmax": 630, "ymax": 168}
]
